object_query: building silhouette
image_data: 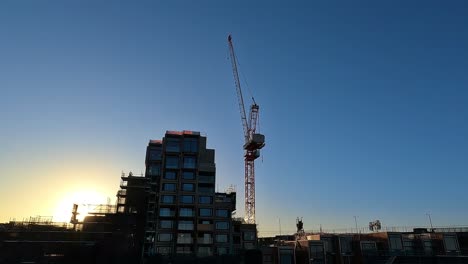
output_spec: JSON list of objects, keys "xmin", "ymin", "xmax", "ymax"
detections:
[{"xmin": 116, "ymin": 130, "xmax": 257, "ymax": 261}]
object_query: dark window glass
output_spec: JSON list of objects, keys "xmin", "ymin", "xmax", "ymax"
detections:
[
  {"xmin": 198, "ymin": 186, "xmax": 214, "ymax": 194},
  {"xmin": 180, "ymin": 195, "xmax": 194, "ymax": 204},
  {"xmin": 218, "ymin": 247, "xmax": 228, "ymax": 255},
  {"xmin": 163, "ymin": 183, "xmax": 176, "ymax": 191},
  {"xmin": 389, "ymin": 235, "xmax": 403, "ymax": 250},
  {"xmin": 166, "ymin": 156, "xmax": 179, "ymax": 169},
  {"xmin": 244, "ymin": 232, "xmax": 255, "ymax": 241},
  {"xmin": 183, "ymin": 156, "xmax": 196, "ymax": 169},
  {"xmin": 340, "ymin": 237, "xmax": 353, "ymax": 254},
  {"xmin": 215, "ymin": 222, "xmax": 229, "ymax": 230},
  {"xmin": 161, "ymin": 195, "xmax": 175, "ymax": 204},
  {"xmin": 199, "ymin": 183, "xmax": 215, "ymax": 194},
  {"xmin": 160, "ymin": 208, "xmax": 174, "ymax": 217},
  {"xmin": 216, "ymin": 234, "xmax": 228, "ymax": 243},
  {"xmin": 183, "ymin": 138, "xmax": 198, "ymax": 152},
  {"xmin": 199, "ymin": 175, "xmax": 214, "ymax": 182},
  {"xmin": 180, "ymin": 208, "xmax": 194, "ymax": 217},
  {"xmin": 178, "ymin": 220, "xmax": 194, "ymax": 230},
  {"xmin": 182, "ymin": 171, "xmax": 195, "ymax": 180},
  {"xmin": 157, "ymin": 247, "xmax": 172, "ymax": 254},
  {"xmin": 164, "ymin": 171, "xmax": 177, "ymax": 180},
  {"xmin": 147, "ymin": 164, "xmax": 161, "ymax": 176},
  {"xmin": 199, "ymin": 208, "xmax": 213, "ymax": 217},
  {"xmin": 199, "ymin": 196, "xmax": 213, "ymax": 204},
  {"xmin": 160, "ymin": 220, "xmax": 173, "ymax": 229},
  {"xmin": 166, "ymin": 138, "xmax": 180, "ymax": 152},
  {"xmin": 149, "ymin": 147, "xmax": 162, "ymax": 161},
  {"xmin": 216, "ymin": 209, "xmax": 229, "ymax": 217},
  {"xmin": 158, "ymin": 233, "xmax": 173, "ymax": 242},
  {"xmin": 444, "ymin": 235, "xmax": 458, "ymax": 251},
  {"xmin": 182, "ymin": 183, "xmax": 195, "ymax": 192}
]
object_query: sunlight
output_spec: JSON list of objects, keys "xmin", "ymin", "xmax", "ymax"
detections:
[{"xmin": 53, "ymin": 190, "xmax": 108, "ymax": 223}]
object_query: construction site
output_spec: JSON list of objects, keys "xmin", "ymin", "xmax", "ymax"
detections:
[{"xmin": 1, "ymin": 36, "xmax": 468, "ymax": 264}]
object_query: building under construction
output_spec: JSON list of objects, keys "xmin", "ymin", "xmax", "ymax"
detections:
[{"xmin": 0, "ymin": 130, "xmax": 259, "ymax": 264}]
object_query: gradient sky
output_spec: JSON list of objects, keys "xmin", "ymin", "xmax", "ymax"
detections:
[{"xmin": 1, "ymin": 0, "xmax": 468, "ymax": 236}]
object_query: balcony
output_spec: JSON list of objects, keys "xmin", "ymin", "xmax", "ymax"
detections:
[
  {"xmin": 117, "ymin": 190, "xmax": 127, "ymax": 196},
  {"xmin": 198, "ymin": 224, "xmax": 213, "ymax": 232},
  {"xmin": 120, "ymin": 180, "xmax": 128, "ymax": 188}
]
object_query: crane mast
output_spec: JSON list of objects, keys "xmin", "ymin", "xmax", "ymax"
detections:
[{"xmin": 228, "ymin": 35, "xmax": 265, "ymax": 224}]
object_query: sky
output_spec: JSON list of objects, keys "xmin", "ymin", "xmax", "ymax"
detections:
[{"xmin": 0, "ymin": 0, "xmax": 468, "ymax": 236}]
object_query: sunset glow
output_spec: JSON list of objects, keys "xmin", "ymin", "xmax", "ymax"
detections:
[{"xmin": 53, "ymin": 190, "xmax": 109, "ymax": 223}]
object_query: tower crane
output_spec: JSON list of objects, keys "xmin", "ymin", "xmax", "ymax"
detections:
[{"xmin": 228, "ymin": 35, "xmax": 265, "ymax": 224}]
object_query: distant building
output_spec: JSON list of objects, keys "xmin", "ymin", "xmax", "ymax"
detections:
[{"xmin": 259, "ymin": 228, "xmax": 468, "ymax": 264}]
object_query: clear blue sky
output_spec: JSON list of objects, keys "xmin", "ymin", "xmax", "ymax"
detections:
[{"xmin": 1, "ymin": 0, "xmax": 468, "ymax": 236}]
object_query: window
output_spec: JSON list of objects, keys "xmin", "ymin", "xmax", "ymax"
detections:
[
  {"xmin": 180, "ymin": 195, "xmax": 194, "ymax": 204},
  {"xmin": 157, "ymin": 247, "xmax": 172, "ymax": 254},
  {"xmin": 216, "ymin": 209, "xmax": 229, "ymax": 217},
  {"xmin": 361, "ymin": 241, "xmax": 377, "ymax": 252},
  {"xmin": 165, "ymin": 156, "xmax": 179, "ymax": 169},
  {"xmin": 162, "ymin": 183, "xmax": 176, "ymax": 191},
  {"xmin": 198, "ymin": 171, "xmax": 215, "ymax": 182},
  {"xmin": 199, "ymin": 208, "xmax": 213, "ymax": 217},
  {"xmin": 158, "ymin": 233, "xmax": 173, "ymax": 242},
  {"xmin": 148, "ymin": 147, "xmax": 162, "ymax": 161},
  {"xmin": 198, "ymin": 246, "xmax": 212, "ymax": 256},
  {"xmin": 339, "ymin": 236, "xmax": 353, "ymax": 255},
  {"xmin": 323, "ymin": 238, "xmax": 334, "ymax": 253},
  {"xmin": 389, "ymin": 235, "xmax": 403, "ymax": 250},
  {"xmin": 183, "ymin": 156, "xmax": 196, "ymax": 169},
  {"xmin": 309, "ymin": 244, "xmax": 325, "ymax": 260},
  {"xmin": 217, "ymin": 247, "xmax": 228, "ymax": 255},
  {"xmin": 159, "ymin": 220, "xmax": 173, "ymax": 229},
  {"xmin": 183, "ymin": 138, "xmax": 198, "ymax": 152},
  {"xmin": 164, "ymin": 171, "xmax": 177, "ymax": 180},
  {"xmin": 161, "ymin": 195, "xmax": 175, "ymax": 204},
  {"xmin": 166, "ymin": 138, "xmax": 180, "ymax": 152},
  {"xmin": 159, "ymin": 208, "xmax": 174, "ymax": 217},
  {"xmin": 199, "ymin": 175, "xmax": 214, "ymax": 182},
  {"xmin": 216, "ymin": 221, "xmax": 229, "ymax": 230},
  {"xmin": 182, "ymin": 171, "xmax": 195, "ymax": 180},
  {"xmin": 243, "ymin": 231, "xmax": 255, "ymax": 241},
  {"xmin": 199, "ymin": 196, "xmax": 213, "ymax": 204},
  {"xmin": 176, "ymin": 246, "xmax": 192, "ymax": 254},
  {"xmin": 444, "ymin": 235, "xmax": 459, "ymax": 252},
  {"xmin": 147, "ymin": 164, "xmax": 161, "ymax": 176},
  {"xmin": 198, "ymin": 183, "xmax": 214, "ymax": 194},
  {"xmin": 279, "ymin": 249, "xmax": 294, "ymax": 264},
  {"xmin": 182, "ymin": 183, "xmax": 195, "ymax": 192},
  {"xmin": 177, "ymin": 233, "xmax": 193, "ymax": 244},
  {"xmin": 178, "ymin": 220, "xmax": 194, "ymax": 230},
  {"xmin": 179, "ymin": 208, "xmax": 194, "ymax": 217},
  {"xmin": 216, "ymin": 234, "xmax": 228, "ymax": 243}
]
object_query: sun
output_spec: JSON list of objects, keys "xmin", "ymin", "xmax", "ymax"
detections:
[{"xmin": 53, "ymin": 190, "xmax": 109, "ymax": 223}]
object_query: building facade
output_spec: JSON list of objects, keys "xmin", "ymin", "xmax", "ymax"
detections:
[{"xmin": 141, "ymin": 130, "xmax": 239, "ymax": 258}]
